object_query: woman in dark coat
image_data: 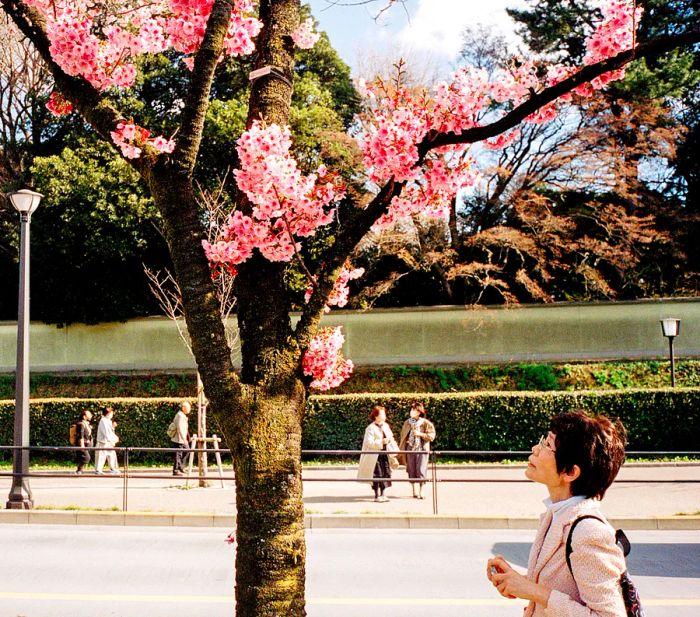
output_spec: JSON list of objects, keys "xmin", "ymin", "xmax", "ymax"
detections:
[{"xmin": 398, "ymin": 401, "xmax": 436, "ymax": 499}]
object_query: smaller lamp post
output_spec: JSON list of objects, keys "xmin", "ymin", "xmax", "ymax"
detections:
[
  {"xmin": 6, "ymin": 188, "xmax": 42, "ymax": 510},
  {"xmin": 660, "ymin": 317, "xmax": 681, "ymax": 388}
]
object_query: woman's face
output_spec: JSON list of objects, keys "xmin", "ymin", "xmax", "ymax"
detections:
[
  {"xmin": 374, "ymin": 409, "xmax": 386, "ymax": 424},
  {"xmin": 409, "ymin": 408, "xmax": 419, "ymax": 419},
  {"xmin": 525, "ymin": 431, "xmax": 560, "ymax": 486}
]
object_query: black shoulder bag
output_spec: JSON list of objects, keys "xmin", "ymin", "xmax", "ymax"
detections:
[{"xmin": 566, "ymin": 515, "xmax": 646, "ymax": 617}]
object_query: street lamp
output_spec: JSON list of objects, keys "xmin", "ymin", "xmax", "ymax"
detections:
[
  {"xmin": 6, "ymin": 188, "xmax": 42, "ymax": 509},
  {"xmin": 660, "ymin": 317, "xmax": 681, "ymax": 388}
]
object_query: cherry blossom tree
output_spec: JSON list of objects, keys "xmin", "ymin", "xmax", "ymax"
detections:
[{"xmin": 1, "ymin": 0, "xmax": 698, "ymax": 615}]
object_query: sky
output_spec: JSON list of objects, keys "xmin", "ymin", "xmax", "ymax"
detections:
[{"xmin": 307, "ymin": 0, "xmax": 528, "ymax": 78}]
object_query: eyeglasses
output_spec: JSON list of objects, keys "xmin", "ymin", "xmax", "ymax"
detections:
[{"xmin": 537, "ymin": 434, "xmax": 556, "ymax": 453}]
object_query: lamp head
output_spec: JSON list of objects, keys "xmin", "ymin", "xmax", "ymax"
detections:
[
  {"xmin": 7, "ymin": 189, "xmax": 43, "ymax": 216},
  {"xmin": 660, "ymin": 317, "xmax": 680, "ymax": 338}
]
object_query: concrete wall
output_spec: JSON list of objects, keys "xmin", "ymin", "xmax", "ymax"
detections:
[{"xmin": 0, "ymin": 298, "xmax": 698, "ymax": 372}]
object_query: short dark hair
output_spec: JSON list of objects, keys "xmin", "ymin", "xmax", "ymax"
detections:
[
  {"xmin": 103, "ymin": 407, "xmax": 113, "ymax": 416},
  {"xmin": 370, "ymin": 405, "xmax": 386, "ymax": 420},
  {"xmin": 550, "ymin": 410, "xmax": 627, "ymax": 500},
  {"xmin": 411, "ymin": 401, "xmax": 425, "ymax": 416}
]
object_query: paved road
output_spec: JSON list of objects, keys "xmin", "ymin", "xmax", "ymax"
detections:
[
  {"xmin": 1, "ymin": 464, "xmax": 698, "ymax": 517},
  {"xmin": 0, "ymin": 525, "xmax": 698, "ymax": 617}
]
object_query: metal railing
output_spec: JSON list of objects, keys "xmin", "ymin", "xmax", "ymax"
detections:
[{"xmin": 0, "ymin": 445, "xmax": 698, "ymax": 515}]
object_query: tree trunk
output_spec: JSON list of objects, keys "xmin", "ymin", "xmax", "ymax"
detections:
[{"xmin": 233, "ymin": 381, "xmax": 307, "ymax": 616}]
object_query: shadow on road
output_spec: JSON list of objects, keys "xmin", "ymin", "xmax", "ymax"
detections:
[{"xmin": 491, "ymin": 542, "xmax": 700, "ymax": 578}]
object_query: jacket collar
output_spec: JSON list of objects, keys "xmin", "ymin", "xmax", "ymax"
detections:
[{"xmin": 529, "ymin": 497, "xmax": 598, "ymax": 581}]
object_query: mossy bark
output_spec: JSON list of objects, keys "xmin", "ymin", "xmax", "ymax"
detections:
[{"xmin": 232, "ymin": 381, "xmax": 307, "ymax": 616}]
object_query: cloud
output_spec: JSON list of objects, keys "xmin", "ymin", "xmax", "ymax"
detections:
[{"xmin": 396, "ymin": 0, "xmax": 527, "ymax": 63}]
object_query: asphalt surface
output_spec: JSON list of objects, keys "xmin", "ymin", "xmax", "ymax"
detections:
[{"xmin": 0, "ymin": 525, "xmax": 698, "ymax": 617}]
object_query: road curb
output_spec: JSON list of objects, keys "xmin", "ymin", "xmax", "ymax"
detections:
[{"xmin": 1, "ymin": 510, "xmax": 698, "ymax": 530}]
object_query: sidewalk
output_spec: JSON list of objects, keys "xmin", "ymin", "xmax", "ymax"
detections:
[{"xmin": 1, "ymin": 463, "xmax": 698, "ymax": 529}]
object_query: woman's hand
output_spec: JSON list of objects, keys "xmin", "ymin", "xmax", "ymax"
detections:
[{"xmin": 486, "ymin": 556, "xmax": 550, "ymax": 606}]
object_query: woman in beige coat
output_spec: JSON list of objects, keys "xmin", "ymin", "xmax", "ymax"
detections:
[
  {"xmin": 357, "ymin": 405, "xmax": 395, "ymax": 502},
  {"xmin": 487, "ymin": 411, "xmax": 628, "ymax": 617}
]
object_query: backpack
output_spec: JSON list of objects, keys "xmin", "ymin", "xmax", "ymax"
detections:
[
  {"xmin": 166, "ymin": 419, "xmax": 178, "ymax": 440},
  {"xmin": 566, "ymin": 515, "xmax": 646, "ymax": 617},
  {"xmin": 69, "ymin": 422, "xmax": 79, "ymax": 446}
]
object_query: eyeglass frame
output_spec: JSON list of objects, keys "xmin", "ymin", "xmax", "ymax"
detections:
[{"xmin": 537, "ymin": 434, "xmax": 556, "ymax": 453}]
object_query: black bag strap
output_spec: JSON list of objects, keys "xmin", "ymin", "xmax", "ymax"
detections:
[
  {"xmin": 566, "ymin": 515, "xmax": 605, "ymax": 574},
  {"xmin": 566, "ymin": 515, "xmax": 631, "ymax": 574}
]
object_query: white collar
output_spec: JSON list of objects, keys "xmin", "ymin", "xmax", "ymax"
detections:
[{"xmin": 543, "ymin": 494, "xmax": 586, "ymax": 522}]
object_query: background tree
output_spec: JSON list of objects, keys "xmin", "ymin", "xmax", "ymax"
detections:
[{"xmin": 2, "ymin": 2, "xmax": 698, "ymax": 617}]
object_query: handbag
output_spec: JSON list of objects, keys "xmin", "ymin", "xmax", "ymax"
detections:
[
  {"xmin": 566, "ymin": 515, "xmax": 646, "ymax": 617},
  {"xmin": 381, "ymin": 426, "xmax": 400, "ymax": 470}
]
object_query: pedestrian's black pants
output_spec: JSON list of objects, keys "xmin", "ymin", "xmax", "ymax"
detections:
[
  {"xmin": 173, "ymin": 443, "xmax": 189, "ymax": 473},
  {"xmin": 75, "ymin": 449, "xmax": 90, "ymax": 472}
]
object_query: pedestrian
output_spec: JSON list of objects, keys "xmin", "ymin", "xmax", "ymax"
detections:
[
  {"xmin": 75, "ymin": 409, "xmax": 93, "ymax": 474},
  {"xmin": 486, "ymin": 410, "xmax": 629, "ymax": 617},
  {"xmin": 95, "ymin": 407, "xmax": 120, "ymax": 474},
  {"xmin": 357, "ymin": 405, "xmax": 396, "ymax": 503},
  {"xmin": 398, "ymin": 400, "xmax": 436, "ymax": 499},
  {"xmin": 167, "ymin": 401, "xmax": 191, "ymax": 476}
]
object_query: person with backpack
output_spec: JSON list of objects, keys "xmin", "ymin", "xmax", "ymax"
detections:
[
  {"xmin": 74, "ymin": 409, "xmax": 93, "ymax": 474},
  {"xmin": 486, "ymin": 410, "xmax": 637, "ymax": 617},
  {"xmin": 167, "ymin": 401, "xmax": 191, "ymax": 476}
]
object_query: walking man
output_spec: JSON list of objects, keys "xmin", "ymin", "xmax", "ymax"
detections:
[
  {"xmin": 95, "ymin": 407, "xmax": 120, "ymax": 474},
  {"xmin": 168, "ymin": 401, "xmax": 191, "ymax": 476},
  {"xmin": 75, "ymin": 409, "xmax": 93, "ymax": 474}
]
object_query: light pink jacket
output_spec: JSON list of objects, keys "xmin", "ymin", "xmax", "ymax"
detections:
[{"xmin": 524, "ymin": 499, "xmax": 627, "ymax": 617}]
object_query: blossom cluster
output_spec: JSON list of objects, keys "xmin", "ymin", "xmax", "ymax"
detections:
[
  {"xmin": 46, "ymin": 91, "xmax": 74, "ymax": 117},
  {"xmin": 24, "ymin": 0, "xmax": 262, "ymax": 92},
  {"xmin": 203, "ymin": 121, "xmax": 345, "ymax": 264},
  {"xmin": 356, "ymin": 0, "xmax": 640, "ymax": 231},
  {"xmin": 302, "ymin": 327, "xmax": 354, "ymax": 391},
  {"xmin": 110, "ymin": 122, "xmax": 176, "ymax": 159},
  {"xmin": 374, "ymin": 154, "xmax": 480, "ymax": 229},
  {"xmin": 305, "ymin": 263, "xmax": 365, "ymax": 312},
  {"xmin": 291, "ymin": 18, "xmax": 320, "ymax": 49}
]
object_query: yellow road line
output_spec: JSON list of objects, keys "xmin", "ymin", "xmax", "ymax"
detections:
[{"xmin": 0, "ymin": 592, "xmax": 698, "ymax": 607}]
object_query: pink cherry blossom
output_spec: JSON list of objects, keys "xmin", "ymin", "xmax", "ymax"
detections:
[
  {"xmin": 291, "ymin": 18, "xmax": 320, "ymax": 49},
  {"xmin": 203, "ymin": 121, "xmax": 345, "ymax": 267},
  {"xmin": 302, "ymin": 326, "xmax": 354, "ymax": 390},
  {"xmin": 26, "ymin": 0, "xmax": 262, "ymax": 90},
  {"xmin": 46, "ymin": 91, "xmax": 73, "ymax": 116},
  {"xmin": 305, "ymin": 263, "xmax": 365, "ymax": 312}
]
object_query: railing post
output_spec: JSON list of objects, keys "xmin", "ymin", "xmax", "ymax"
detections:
[
  {"xmin": 122, "ymin": 448, "xmax": 129, "ymax": 512},
  {"xmin": 431, "ymin": 450, "xmax": 438, "ymax": 515}
]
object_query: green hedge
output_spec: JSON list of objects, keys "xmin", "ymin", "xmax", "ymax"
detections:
[
  {"xmin": 303, "ymin": 389, "xmax": 700, "ymax": 452},
  {"xmin": 0, "ymin": 398, "xmax": 197, "ymax": 463},
  {"xmin": 1, "ymin": 389, "xmax": 699, "ymax": 462}
]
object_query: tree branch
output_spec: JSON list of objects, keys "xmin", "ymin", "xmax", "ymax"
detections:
[
  {"xmin": 0, "ymin": 0, "xmax": 148, "ymax": 173},
  {"xmin": 421, "ymin": 30, "xmax": 700, "ymax": 153},
  {"xmin": 173, "ymin": 0, "xmax": 234, "ymax": 174}
]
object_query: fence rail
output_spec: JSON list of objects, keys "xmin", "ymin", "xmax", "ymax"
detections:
[{"xmin": 1, "ymin": 445, "xmax": 698, "ymax": 515}]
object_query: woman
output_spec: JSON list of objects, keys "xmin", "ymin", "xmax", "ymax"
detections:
[
  {"xmin": 357, "ymin": 405, "xmax": 395, "ymax": 502},
  {"xmin": 398, "ymin": 401, "xmax": 436, "ymax": 499},
  {"xmin": 486, "ymin": 410, "xmax": 628, "ymax": 617}
]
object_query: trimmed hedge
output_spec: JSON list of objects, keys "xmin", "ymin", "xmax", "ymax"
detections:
[
  {"xmin": 0, "ymin": 398, "xmax": 197, "ymax": 463},
  {"xmin": 1, "ymin": 389, "xmax": 699, "ymax": 461},
  {"xmin": 303, "ymin": 389, "xmax": 700, "ymax": 452}
]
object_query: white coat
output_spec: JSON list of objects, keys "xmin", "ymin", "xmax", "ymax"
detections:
[{"xmin": 357, "ymin": 422, "xmax": 395, "ymax": 482}]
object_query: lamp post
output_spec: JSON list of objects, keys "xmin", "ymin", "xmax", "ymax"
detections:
[
  {"xmin": 660, "ymin": 317, "xmax": 681, "ymax": 388},
  {"xmin": 6, "ymin": 189, "xmax": 42, "ymax": 510}
]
